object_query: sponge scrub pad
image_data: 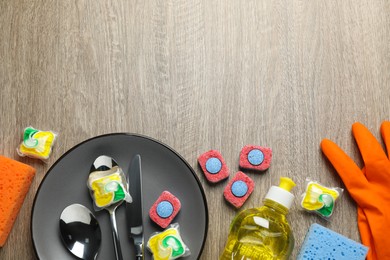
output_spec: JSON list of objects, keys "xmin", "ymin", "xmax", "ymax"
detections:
[
  {"xmin": 297, "ymin": 223, "xmax": 368, "ymax": 260},
  {"xmin": 0, "ymin": 156, "xmax": 36, "ymax": 247}
]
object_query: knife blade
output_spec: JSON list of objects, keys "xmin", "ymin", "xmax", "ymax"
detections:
[{"xmin": 126, "ymin": 154, "xmax": 144, "ymax": 260}]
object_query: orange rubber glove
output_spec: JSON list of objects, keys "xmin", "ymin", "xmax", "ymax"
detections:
[{"xmin": 321, "ymin": 122, "xmax": 390, "ymax": 260}]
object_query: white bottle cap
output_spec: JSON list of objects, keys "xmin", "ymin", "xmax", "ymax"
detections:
[{"xmin": 265, "ymin": 177, "xmax": 295, "ymax": 210}]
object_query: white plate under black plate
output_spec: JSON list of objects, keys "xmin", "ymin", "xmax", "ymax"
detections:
[{"xmin": 31, "ymin": 134, "xmax": 208, "ymax": 260}]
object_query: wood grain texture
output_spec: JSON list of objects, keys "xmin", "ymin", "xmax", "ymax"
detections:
[{"xmin": 1, "ymin": 0, "xmax": 389, "ymax": 259}]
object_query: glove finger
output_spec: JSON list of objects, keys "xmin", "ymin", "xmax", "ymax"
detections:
[
  {"xmin": 380, "ymin": 121, "xmax": 390, "ymax": 159},
  {"xmin": 321, "ymin": 139, "xmax": 368, "ymax": 194},
  {"xmin": 352, "ymin": 122, "xmax": 388, "ymax": 164}
]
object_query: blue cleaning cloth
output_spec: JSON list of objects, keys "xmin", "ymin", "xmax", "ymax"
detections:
[{"xmin": 297, "ymin": 223, "xmax": 368, "ymax": 260}]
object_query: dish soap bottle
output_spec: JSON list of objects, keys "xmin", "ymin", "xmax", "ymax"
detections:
[{"xmin": 220, "ymin": 177, "xmax": 296, "ymax": 260}]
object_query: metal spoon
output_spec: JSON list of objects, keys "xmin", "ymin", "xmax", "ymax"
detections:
[
  {"xmin": 59, "ymin": 204, "xmax": 101, "ymax": 260},
  {"xmin": 90, "ymin": 155, "xmax": 124, "ymax": 260}
]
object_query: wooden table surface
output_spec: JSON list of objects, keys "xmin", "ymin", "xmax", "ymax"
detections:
[{"xmin": 1, "ymin": 1, "xmax": 389, "ymax": 259}]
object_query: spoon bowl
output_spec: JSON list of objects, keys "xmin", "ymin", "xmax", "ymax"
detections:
[{"xmin": 59, "ymin": 204, "xmax": 101, "ymax": 260}]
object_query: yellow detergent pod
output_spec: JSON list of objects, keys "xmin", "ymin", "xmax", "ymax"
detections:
[
  {"xmin": 18, "ymin": 127, "xmax": 56, "ymax": 160},
  {"xmin": 90, "ymin": 174, "xmax": 123, "ymax": 208},
  {"xmin": 147, "ymin": 224, "xmax": 189, "ymax": 260},
  {"xmin": 301, "ymin": 182, "xmax": 339, "ymax": 212}
]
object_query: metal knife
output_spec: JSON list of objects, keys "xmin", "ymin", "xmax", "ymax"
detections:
[{"xmin": 126, "ymin": 154, "xmax": 144, "ymax": 260}]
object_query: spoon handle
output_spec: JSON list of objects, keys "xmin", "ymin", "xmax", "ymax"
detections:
[{"xmin": 109, "ymin": 210, "xmax": 124, "ymax": 260}]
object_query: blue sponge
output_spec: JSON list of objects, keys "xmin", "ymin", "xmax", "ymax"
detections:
[{"xmin": 297, "ymin": 223, "xmax": 368, "ymax": 260}]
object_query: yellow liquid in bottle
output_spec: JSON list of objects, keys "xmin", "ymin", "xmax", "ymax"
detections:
[{"xmin": 220, "ymin": 200, "xmax": 294, "ymax": 260}]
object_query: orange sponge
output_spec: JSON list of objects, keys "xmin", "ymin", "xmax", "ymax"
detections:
[{"xmin": 0, "ymin": 156, "xmax": 35, "ymax": 247}]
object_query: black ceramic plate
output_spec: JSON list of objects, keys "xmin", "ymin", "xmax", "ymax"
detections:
[{"xmin": 31, "ymin": 134, "xmax": 208, "ymax": 260}]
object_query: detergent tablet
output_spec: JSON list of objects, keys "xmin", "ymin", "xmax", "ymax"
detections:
[
  {"xmin": 149, "ymin": 191, "xmax": 181, "ymax": 228},
  {"xmin": 223, "ymin": 171, "xmax": 254, "ymax": 208},
  {"xmin": 198, "ymin": 150, "xmax": 229, "ymax": 183},
  {"xmin": 239, "ymin": 145, "xmax": 272, "ymax": 171}
]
